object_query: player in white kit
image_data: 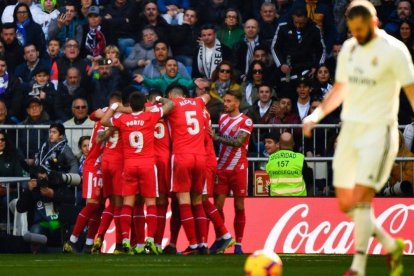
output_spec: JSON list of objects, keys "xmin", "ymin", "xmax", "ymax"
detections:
[{"xmin": 303, "ymin": 1, "xmax": 414, "ymax": 276}]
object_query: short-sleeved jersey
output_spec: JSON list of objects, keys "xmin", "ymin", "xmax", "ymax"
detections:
[
  {"xmin": 102, "ymin": 110, "xmax": 123, "ymax": 161},
  {"xmin": 335, "ymin": 30, "xmax": 414, "ymax": 124},
  {"xmin": 217, "ymin": 113, "xmax": 253, "ymax": 170},
  {"xmin": 203, "ymin": 108, "xmax": 217, "ymax": 168},
  {"xmin": 111, "ymin": 107, "xmax": 163, "ymax": 160},
  {"xmin": 147, "ymin": 103, "xmax": 171, "ymax": 159},
  {"xmin": 167, "ymin": 97, "xmax": 206, "ymax": 155},
  {"xmin": 83, "ymin": 121, "xmax": 105, "ymax": 171}
]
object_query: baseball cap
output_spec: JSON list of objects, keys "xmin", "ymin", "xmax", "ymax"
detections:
[
  {"xmin": 87, "ymin": 6, "xmax": 100, "ymax": 16},
  {"xmin": 297, "ymin": 76, "xmax": 312, "ymax": 87}
]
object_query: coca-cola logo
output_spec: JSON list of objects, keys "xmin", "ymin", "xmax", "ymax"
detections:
[{"xmin": 264, "ymin": 203, "xmax": 414, "ymax": 255}]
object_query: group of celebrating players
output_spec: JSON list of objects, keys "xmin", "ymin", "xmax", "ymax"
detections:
[{"xmin": 63, "ymin": 83, "xmax": 253, "ymax": 255}]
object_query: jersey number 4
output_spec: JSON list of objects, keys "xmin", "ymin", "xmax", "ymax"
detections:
[{"xmin": 185, "ymin": 111, "xmax": 200, "ymax": 135}]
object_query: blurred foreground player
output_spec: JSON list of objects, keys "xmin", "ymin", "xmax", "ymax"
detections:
[{"xmin": 303, "ymin": 1, "xmax": 414, "ymax": 275}]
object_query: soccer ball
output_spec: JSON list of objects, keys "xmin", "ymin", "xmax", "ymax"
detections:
[{"xmin": 244, "ymin": 250, "xmax": 283, "ymax": 276}]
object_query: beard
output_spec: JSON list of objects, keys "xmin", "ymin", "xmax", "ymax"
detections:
[{"xmin": 358, "ymin": 27, "xmax": 374, "ymax": 45}]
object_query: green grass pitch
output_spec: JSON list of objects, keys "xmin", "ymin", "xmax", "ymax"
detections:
[{"xmin": 0, "ymin": 254, "xmax": 412, "ymax": 275}]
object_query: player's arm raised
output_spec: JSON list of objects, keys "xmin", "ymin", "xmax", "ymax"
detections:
[
  {"xmin": 100, "ymin": 102, "xmax": 119, "ymax": 127},
  {"xmin": 96, "ymin": 127, "xmax": 115, "ymax": 144},
  {"xmin": 155, "ymin": 96, "xmax": 175, "ymax": 115},
  {"xmin": 213, "ymin": 129, "xmax": 250, "ymax": 148},
  {"xmin": 303, "ymin": 81, "xmax": 347, "ymax": 137}
]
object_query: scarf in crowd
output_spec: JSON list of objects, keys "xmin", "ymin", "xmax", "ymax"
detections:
[
  {"xmin": 85, "ymin": 25, "xmax": 106, "ymax": 57},
  {"xmin": 244, "ymin": 36, "xmax": 260, "ymax": 74},
  {"xmin": 215, "ymin": 80, "xmax": 231, "ymax": 97},
  {"xmin": 197, "ymin": 38, "xmax": 223, "ymax": 79},
  {"xmin": 0, "ymin": 72, "xmax": 9, "ymax": 96},
  {"xmin": 16, "ymin": 19, "xmax": 31, "ymax": 46},
  {"xmin": 37, "ymin": 138, "xmax": 68, "ymax": 172}
]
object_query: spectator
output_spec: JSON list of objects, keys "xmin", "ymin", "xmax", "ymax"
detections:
[
  {"xmin": 0, "ymin": 100, "xmax": 16, "ymax": 128},
  {"xmin": 158, "ymin": 0, "xmax": 189, "ymax": 25},
  {"xmin": 384, "ymin": 0, "xmax": 414, "ymax": 36},
  {"xmin": 252, "ymin": 45, "xmax": 277, "ymax": 85},
  {"xmin": 103, "ymin": 45, "xmax": 128, "ymax": 78},
  {"xmin": 79, "ymin": 6, "xmax": 113, "ymax": 59},
  {"xmin": 194, "ymin": 78, "xmax": 223, "ymax": 124},
  {"xmin": 19, "ymin": 97, "xmax": 50, "ymax": 164},
  {"xmin": 39, "ymin": 0, "xmax": 60, "ymax": 40},
  {"xmin": 14, "ymin": 44, "xmax": 50, "ymax": 87},
  {"xmin": 209, "ymin": 60, "xmax": 240, "ymax": 103},
  {"xmin": 312, "ymin": 64, "xmax": 332, "ymax": 98},
  {"xmin": 134, "ymin": 57, "xmax": 197, "ymax": 95},
  {"xmin": 257, "ymin": 2, "xmax": 280, "ymax": 48},
  {"xmin": 216, "ymin": 8, "xmax": 244, "ymax": 49},
  {"xmin": 123, "ymin": 26, "xmax": 158, "ymax": 74},
  {"xmin": 233, "ymin": 19, "xmax": 265, "ymax": 79},
  {"xmin": 23, "ymin": 65, "xmax": 56, "ymax": 120},
  {"xmin": 54, "ymin": 67, "xmax": 87, "ymax": 122},
  {"xmin": 77, "ymin": 135, "xmax": 90, "ymax": 177},
  {"xmin": 1, "ymin": 23, "xmax": 25, "ymax": 75},
  {"xmin": 141, "ymin": 40, "xmax": 189, "ymax": 92},
  {"xmin": 197, "ymin": 0, "xmax": 228, "ymax": 26},
  {"xmin": 263, "ymin": 131, "xmax": 280, "ymax": 156},
  {"xmin": 0, "ymin": 56, "xmax": 23, "ymax": 122},
  {"xmin": 102, "ymin": 0, "xmax": 133, "ymax": 48},
  {"xmin": 48, "ymin": 1, "xmax": 83, "ymax": 47},
  {"xmin": 245, "ymin": 84, "xmax": 275, "ymax": 124},
  {"xmin": 265, "ymin": 96, "xmax": 301, "ymax": 126},
  {"xmin": 2, "ymin": 0, "xmax": 44, "ymax": 25},
  {"xmin": 396, "ymin": 19, "xmax": 414, "ymax": 61},
  {"xmin": 168, "ymin": 7, "xmax": 200, "ymax": 67},
  {"xmin": 240, "ymin": 60, "xmax": 272, "ymax": 111},
  {"xmin": 13, "ymin": 3, "xmax": 47, "ymax": 58},
  {"xmin": 50, "ymin": 39, "xmax": 90, "ymax": 87},
  {"xmin": 64, "ymin": 98, "xmax": 94, "ymax": 157},
  {"xmin": 46, "ymin": 37, "xmax": 62, "ymax": 64},
  {"xmin": 265, "ymin": 131, "xmax": 307, "ymax": 196},
  {"xmin": 87, "ymin": 62, "xmax": 124, "ymax": 110},
  {"xmin": 192, "ymin": 24, "xmax": 232, "ymax": 80},
  {"xmin": 79, "ymin": 0, "xmax": 94, "ymax": 20},
  {"xmin": 325, "ymin": 41, "xmax": 341, "ymax": 78},
  {"xmin": 293, "ymin": 76, "xmax": 312, "ymax": 121},
  {"xmin": 271, "ymin": 7, "xmax": 326, "ymax": 89}
]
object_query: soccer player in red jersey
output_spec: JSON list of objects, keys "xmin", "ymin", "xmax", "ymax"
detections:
[
  {"xmin": 166, "ymin": 84, "xmax": 210, "ymax": 254},
  {"xmin": 213, "ymin": 90, "xmax": 253, "ymax": 254},
  {"xmin": 101, "ymin": 92, "xmax": 174, "ymax": 254},
  {"xmin": 63, "ymin": 118, "xmax": 106, "ymax": 253}
]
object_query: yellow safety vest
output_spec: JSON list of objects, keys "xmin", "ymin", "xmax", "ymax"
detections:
[{"xmin": 265, "ymin": 150, "xmax": 307, "ymax": 196}]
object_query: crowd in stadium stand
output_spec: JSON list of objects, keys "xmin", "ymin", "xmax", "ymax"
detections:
[{"xmin": 1, "ymin": 0, "xmax": 414, "ymax": 252}]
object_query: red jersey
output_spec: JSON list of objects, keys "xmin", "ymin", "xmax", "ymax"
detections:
[
  {"xmin": 111, "ymin": 107, "xmax": 163, "ymax": 160},
  {"xmin": 167, "ymin": 97, "xmax": 206, "ymax": 155},
  {"xmin": 83, "ymin": 121, "xmax": 105, "ymax": 171},
  {"xmin": 102, "ymin": 111, "xmax": 123, "ymax": 161},
  {"xmin": 217, "ymin": 113, "xmax": 253, "ymax": 170},
  {"xmin": 146, "ymin": 103, "xmax": 170, "ymax": 159},
  {"xmin": 203, "ymin": 108, "xmax": 217, "ymax": 168}
]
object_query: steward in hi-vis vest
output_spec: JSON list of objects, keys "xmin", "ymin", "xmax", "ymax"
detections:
[{"xmin": 266, "ymin": 132, "xmax": 307, "ymax": 196}]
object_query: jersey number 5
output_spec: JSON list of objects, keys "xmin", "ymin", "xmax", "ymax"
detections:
[
  {"xmin": 185, "ymin": 111, "xmax": 200, "ymax": 135},
  {"xmin": 129, "ymin": 131, "xmax": 144, "ymax": 153}
]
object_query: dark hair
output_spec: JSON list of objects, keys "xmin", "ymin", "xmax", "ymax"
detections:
[
  {"xmin": 148, "ymin": 89, "xmax": 163, "ymax": 102},
  {"xmin": 263, "ymin": 132, "xmax": 279, "ymax": 143},
  {"xmin": 13, "ymin": 3, "xmax": 33, "ymax": 22},
  {"xmin": 223, "ymin": 8, "xmax": 242, "ymax": 25},
  {"xmin": 253, "ymin": 45, "xmax": 268, "ymax": 54},
  {"xmin": 346, "ymin": 0, "xmax": 377, "ymax": 20},
  {"xmin": 153, "ymin": 39, "xmax": 169, "ymax": 50},
  {"xmin": 224, "ymin": 89, "xmax": 242, "ymax": 102},
  {"xmin": 1, "ymin": 22, "xmax": 15, "ymax": 31},
  {"xmin": 184, "ymin": 7, "xmax": 198, "ymax": 17},
  {"xmin": 48, "ymin": 37, "xmax": 61, "ymax": 47},
  {"xmin": 397, "ymin": 19, "xmax": 414, "ymax": 42},
  {"xmin": 49, "ymin": 123, "xmax": 65, "ymax": 136},
  {"xmin": 292, "ymin": 7, "xmax": 307, "ymax": 17},
  {"xmin": 0, "ymin": 130, "xmax": 18, "ymax": 161},
  {"xmin": 0, "ymin": 54, "xmax": 6, "ymax": 63},
  {"xmin": 211, "ymin": 60, "xmax": 237, "ymax": 83},
  {"xmin": 166, "ymin": 83, "xmax": 188, "ymax": 97},
  {"xmin": 246, "ymin": 60, "xmax": 266, "ymax": 82},
  {"xmin": 78, "ymin": 135, "xmax": 91, "ymax": 150},
  {"xmin": 129, "ymin": 92, "xmax": 146, "ymax": 112},
  {"xmin": 24, "ymin": 43, "xmax": 37, "ymax": 52},
  {"xmin": 165, "ymin": 56, "xmax": 177, "ymax": 64},
  {"xmin": 201, "ymin": 23, "xmax": 216, "ymax": 32}
]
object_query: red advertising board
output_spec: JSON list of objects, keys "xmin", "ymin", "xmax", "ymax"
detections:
[{"xmin": 101, "ymin": 198, "xmax": 414, "ymax": 255}]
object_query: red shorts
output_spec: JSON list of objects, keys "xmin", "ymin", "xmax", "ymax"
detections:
[
  {"xmin": 122, "ymin": 160, "xmax": 158, "ymax": 197},
  {"xmin": 82, "ymin": 169, "xmax": 103, "ymax": 200},
  {"xmin": 202, "ymin": 165, "xmax": 216, "ymax": 197},
  {"xmin": 215, "ymin": 168, "xmax": 248, "ymax": 197},
  {"xmin": 171, "ymin": 154, "xmax": 206, "ymax": 194},
  {"xmin": 156, "ymin": 156, "xmax": 171, "ymax": 195},
  {"xmin": 102, "ymin": 158, "xmax": 123, "ymax": 198}
]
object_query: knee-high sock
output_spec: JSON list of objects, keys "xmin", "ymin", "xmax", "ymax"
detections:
[
  {"xmin": 146, "ymin": 205, "xmax": 158, "ymax": 240},
  {"xmin": 155, "ymin": 204, "xmax": 168, "ymax": 245},
  {"xmin": 203, "ymin": 199, "xmax": 228, "ymax": 238},
  {"xmin": 351, "ymin": 203, "xmax": 374, "ymax": 276},
  {"xmin": 86, "ymin": 206, "xmax": 103, "ymax": 241},
  {"xmin": 70, "ymin": 202, "xmax": 100, "ymax": 242},
  {"xmin": 179, "ymin": 204, "xmax": 197, "ymax": 246},
  {"xmin": 169, "ymin": 198, "xmax": 181, "ymax": 245},
  {"xmin": 119, "ymin": 205, "xmax": 133, "ymax": 241},
  {"xmin": 132, "ymin": 203, "xmax": 145, "ymax": 245},
  {"xmin": 97, "ymin": 203, "xmax": 114, "ymax": 237},
  {"xmin": 113, "ymin": 206, "xmax": 123, "ymax": 244},
  {"xmin": 234, "ymin": 209, "xmax": 245, "ymax": 244},
  {"xmin": 192, "ymin": 204, "xmax": 208, "ymax": 245}
]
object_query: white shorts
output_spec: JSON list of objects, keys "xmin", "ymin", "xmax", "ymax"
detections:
[{"xmin": 333, "ymin": 121, "xmax": 398, "ymax": 192}]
